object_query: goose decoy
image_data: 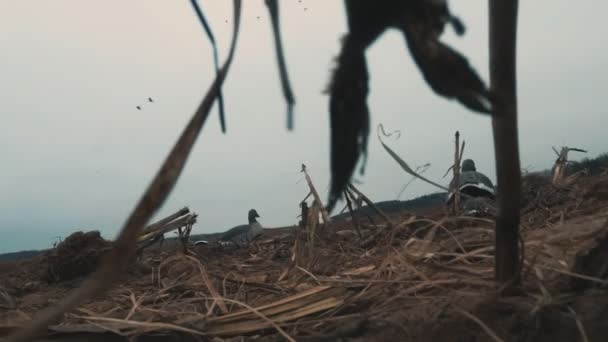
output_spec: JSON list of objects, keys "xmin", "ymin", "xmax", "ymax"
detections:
[
  {"xmin": 447, "ymin": 159, "xmax": 495, "ymax": 202},
  {"xmin": 148, "ymin": 97, "xmax": 154, "ymax": 103},
  {"xmin": 219, "ymin": 209, "xmax": 263, "ymax": 246},
  {"xmin": 446, "ymin": 159, "xmax": 496, "ymax": 215},
  {"xmin": 136, "ymin": 106, "xmax": 141, "ymax": 110}
]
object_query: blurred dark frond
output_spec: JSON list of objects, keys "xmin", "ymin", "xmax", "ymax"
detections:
[
  {"xmin": 327, "ymin": 34, "xmax": 373, "ymax": 212},
  {"xmin": 265, "ymin": 0, "xmax": 296, "ymax": 130},
  {"xmin": 189, "ymin": 0, "xmax": 227, "ymax": 133},
  {"xmin": 327, "ymin": 0, "xmax": 491, "ymax": 211}
]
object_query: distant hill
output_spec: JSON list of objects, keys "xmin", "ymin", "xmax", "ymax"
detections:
[
  {"xmin": 188, "ymin": 231, "xmax": 224, "ymax": 243},
  {"xmin": 331, "ymin": 192, "xmax": 447, "ymax": 220},
  {"xmin": 567, "ymin": 153, "xmax": 608, "ymax": 176},
  {"xmin": 0, "ymin": 249, "xmax": 44, "ymax": 262}
]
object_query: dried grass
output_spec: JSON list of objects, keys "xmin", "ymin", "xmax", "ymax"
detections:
[{"xmin": 1, "ymin": 173, "xmax": 608, "ymax": 340}]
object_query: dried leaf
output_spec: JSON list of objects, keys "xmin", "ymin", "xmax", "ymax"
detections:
[
  {"xmin": 190, "ymin": 0, "xmax": 227, "ymax": 132},
  {"xmin": 327, "ymin": 1, "xmax": 491, "ymax": 211},
  {"xmin": 377, "ymin": 124, "xmax": 448, "ymax": 192}
]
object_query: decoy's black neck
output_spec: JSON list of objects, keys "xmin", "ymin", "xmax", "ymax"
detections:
[{"xmin": 248, "ymin": 211, "xmax": 259, "ymax": 224}]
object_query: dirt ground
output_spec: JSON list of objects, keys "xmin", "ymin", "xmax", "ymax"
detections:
[{"xmin": 1, "ymin": 169, "xmax": 608, "ymax": 341}]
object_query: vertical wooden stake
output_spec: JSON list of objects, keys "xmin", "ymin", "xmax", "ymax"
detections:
[
  {"xmin": 490, "ymin": 0, "xmax": 521, "ymax": 287},
  {"xmin": 551, "ymin": 146, "xmax": 587, "ymax": 185},
  {"xmin": 452, "ymin": 131, "xmax": 461, "ymax": 215},
  {"xmin": 301, "ymin": 164, "xmax": 331, "ymax": 224},
  {"xmin": 299, "ymin": 201, "xmax": 309, "ymax": 228},
  {"xmin": 307, "ymin": 200, "xmax": 320, "ymax": 256}
]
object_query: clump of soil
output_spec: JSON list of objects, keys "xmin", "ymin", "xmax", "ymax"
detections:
[{"xmin": 45, "ymin": 230, "xmax": 111, "ymax": 282}]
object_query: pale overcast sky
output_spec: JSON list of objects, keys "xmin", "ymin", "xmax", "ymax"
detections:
[{"xmin": 1, "ymin": 1, "xmax": 606, "ymax": 253}]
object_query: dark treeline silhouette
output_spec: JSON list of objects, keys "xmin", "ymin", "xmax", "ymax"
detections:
[
  {"xmin": 331, "ymin": 192, "xmax": 447, "ymax": 221},
  {"xmin": 0, "ymin": 249, "xmax": 43, "ymax": 261},
  {"xmin": 567, "ymin": 153, "xmax": 608, "ymax": 176}
]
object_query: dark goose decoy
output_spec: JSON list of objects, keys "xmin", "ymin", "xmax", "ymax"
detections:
[
  {"xmin": 219, "ymin": 209, "xmax": 263, "ymax": 246},
  {"xmin": 446, "ymin": 159, "xmax": 496, "ymax": 214}
]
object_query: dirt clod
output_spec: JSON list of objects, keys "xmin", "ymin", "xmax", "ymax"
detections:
[{"xmin": 45, "ymin": 230, "xmax": 111, "ymax": 282}]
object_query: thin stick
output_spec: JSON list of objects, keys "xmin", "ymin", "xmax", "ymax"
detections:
[
  {"xmin": 454, "ymin": 308, "xmax": 504, "ymax": 342},
  {"xmin": 347, "ymin": 183, "xmax": 393, "ymax": 227},
  {"xmin": 184, "ymin": 255, "xmax": 228, "ymax": 314},
  {"xmin": 377, "ymin": 124, "xmax": 449, "ymax": 192},
  {"xmin": 296, "ymin": 266, "xmax": 321, "ymax": 285},
  {"xmin": 534, "ymin": 264, "xmax": 608, "ymax": 285},
  {"xmin": 125, "ymin": 293, "xmax": 144, "ymax": 320},
  {"xmin": 397, "ymin": 163, "xmax": 431, "ymax": 199},
  {"xmin": 138, "ymin": 214, "xmax": 196, "ymax": 242},
  {"xmin": 301, "ymin": 164, "xmax": 331, "ymax": 223},
  {"xmin": 75, "ymin": 315, "xmax": 207, "ymax": 336},
  {"xmin": 452, "ymin": 131, "xmax": 461, "ymax": 215},
  {"xmin": 211, "ymin": 297, "xmax": 296, "ymax": 342},
  {"xmin": 344, "ymin": 189, "xmax": 362, "ymax": 239},
  {"xmin": 567, "ymin": 306, "xmax": 589, "ymax": 342},
  {"xmin": 143, "ymin": 207, "xmax": 190, "ymax": 233}
]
